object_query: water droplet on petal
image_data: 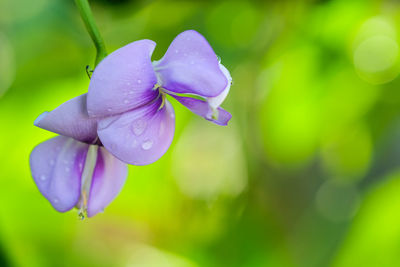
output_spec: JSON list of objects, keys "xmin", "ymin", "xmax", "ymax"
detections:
[
  {"xmin": 65, "ymin": 167, "xmax": 70, "ymax": 172},
  {"xmin": 53, "ymin": 198, "xmax": 59, "ymax": 203},
  {"xmin": 159, "ymin": 122, "xmax": 165, "ymax": 137},
  {"xmin": 190, "ymin": 61, "xmax": 195, "ymax": 65},
  {"xmin": 107, "ymin": 108, "xmax": 112, "ymax": 112},
  {"xmin": 129, "ymin": 90, "xmax": 134, "ymax": 95},
  {"xmin": 142, "ymin": 140, "xmax": 153, "ymax": 150},
  {"xmin": 131, "ymin": 119, "xmax": 147, "ymax": 136},
  {"xmin": 40, "ymin": 175, "xmax": 46, "ymax": 181},
  {"xmin": 170, "ymin": 113, "xmax": 175, "ymax": 118},
  {"xmin": 217, "ymin": 55, "xmax": 221, "ymax": 63},
  {"xmin": 126, "ymin": 82, "xmax": 131, "ymax": 86},
  {"xmin": 175, "ymin": 49, "xmax": 179, "ymax": 54},
  {"xmin": 137, "ymin": 79, "xmax": 142, "ymax": 84},
  {"xmin": 124, "ymin": 99, "xmax": 129, "ymax": 104},
  {"xmin": 132, "ymin": 139, "xmax": 138, "ymax": 147}
]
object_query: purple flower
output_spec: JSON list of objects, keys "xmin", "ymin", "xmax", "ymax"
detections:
[
  {"xmin": 30, "ymin": 30, "xmax": 231, "ymax": 218},
  {"xmin": 30, "ymin": 94, "xmax": 127, "ymax": 218},
  {"xmin": 87, "ymin": 30, "xmax": 232, "ymax": 165}
]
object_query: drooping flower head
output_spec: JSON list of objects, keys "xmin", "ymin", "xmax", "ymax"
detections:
[
  {"xmin": 87, "ymin": 30, "xmax": 232, "ymax": 165},
  {"xmin": 30, "ymin": 30, "xmax": 231, "ymax": 218},
  {"xmin": 30, "ymin": 94, "xmax": 127, "ymax": 218}
]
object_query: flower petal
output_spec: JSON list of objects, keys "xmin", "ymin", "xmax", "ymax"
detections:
[
  {"xmin": 87, "ymin": 40, "xmax": 159, "ymax": 118},
  {"xmin": 97, "ymin": 97, "xmax": 175, "ymax": 165},
  {"xmin": 87, "ymin": 147, "xmax": 127, "ymax": 217},
  {"xmin": 153, "ymin": 30, "xmax": 227, "ymax": 97},
  {"xmin": 171, "ymin": 95, "xmax": 231, "ymax": 126},
  {"xmin": 207, "ymin": 63, "xmax": 232, "ymax": 110},
  {"xmin": 30, "ymin": 136, "xmax": 88, "ymax": 212},
  {"xmin": 34, "ymin": 94, "xmax": 98, "ymax": 143}
]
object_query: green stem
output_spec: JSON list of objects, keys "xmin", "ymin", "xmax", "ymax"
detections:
[{"xmin": 74, "ymin": 0, "xmax": 107, "ymax": 67}]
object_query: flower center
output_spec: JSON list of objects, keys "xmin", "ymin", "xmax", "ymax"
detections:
[{"xmin": 151, "ymin": 83, "xmax": 168, "ymax": 110}]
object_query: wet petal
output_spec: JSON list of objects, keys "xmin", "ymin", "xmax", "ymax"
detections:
[
  {"xmin": 172, "ymin": 95, "xmax": 231, "ymax": 126},
  {"xmin": 87, "ymin": 40, "xmax": 159, "ymax": 118},
  {"xmin": 97, "ymin": 97, "xmax": 175, "ymax": 165},
  {"xmin": 153, "ymin": 30, "xmax": 227, "ymax": 97},
  {"xmin": 87, "ymin": 147, "xmax": 127, "ymax": 217},
  {"xmin": 34, "ymin": 94, "xmax": 98, "ymax": 143},
  {"xmin": 30, "ymin": 136, "xmax": 88, "ymax": 212}
]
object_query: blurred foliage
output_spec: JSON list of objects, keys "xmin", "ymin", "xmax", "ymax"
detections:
[{"xmin": 2, "ymin": 0, "xmax": 400, "ymax": 266}]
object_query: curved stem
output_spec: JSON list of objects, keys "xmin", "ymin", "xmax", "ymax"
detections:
[{"xmin": 74, "ymin": 0, "xmax": 107, "ymax": 67}]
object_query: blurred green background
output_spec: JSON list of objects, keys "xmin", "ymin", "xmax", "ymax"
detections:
[{"xmin": 1, "ymin": 0, "xmax": 400, "ymax": 266}]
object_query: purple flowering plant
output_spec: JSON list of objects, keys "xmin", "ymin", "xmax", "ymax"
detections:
[{"xmin": 30, "ymin": 0, "xmax": 232, "ymax": 219}]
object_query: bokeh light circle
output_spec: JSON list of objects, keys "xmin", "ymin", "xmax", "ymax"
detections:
[
  {"xmin": 354, "ymin": 36, "xmax": 398, "ymax": 73},
  {"xmin": 172, "ymin": 120, "xmax": 247, "ymax": 200},
  {"xmin": 353, "ymin": 16, "xmax": 400, "ymax": 84},
  {"xmin": 316, "ymin": 180, "xmax": 360, "ymax": 222}
]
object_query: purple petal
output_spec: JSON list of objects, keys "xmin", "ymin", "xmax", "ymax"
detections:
[
  {"xmin": 97, "ymin": 97, "xmax": 175, "ymax": 165},
  {"xmin": 86, "ymin": 147, "xmax": 127, "ymax": 217},
  {"xmin": 172, "ymin": 95, "xmax": 231, "ymax": 126},
  {"xmin": 87, "ymin": 40, "xmax": 159, "ymax": 118},
  {"xmin": 153, "ymin": 30, "xmax": 227, "ymax": 97},
  {"xmin": 30, "ymin": 136, "xmax": 88, "ymax": 212},
  {"xmin": 207, "ymin": 63, "xmax": 232, "ymax": 110},
  {"xmin": 34, "ymin": 94, "xmax": 98, "ymax": 143}
]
